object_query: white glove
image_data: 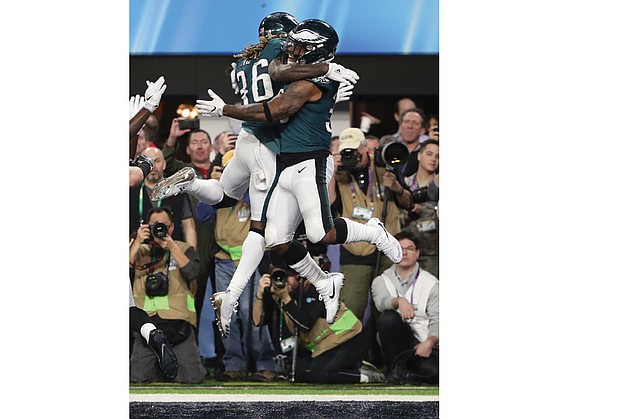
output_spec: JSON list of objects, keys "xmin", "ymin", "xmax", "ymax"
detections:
[
  {"xmin": 196, "ymin": 89, "xmax": 225, "ymax": 117},
  {"xmin": 335, "ymin": 83, "xmax": 355, "ymax": 103},
  {"xmin": 144, "ymin": 76, "xmax": 167, "ymax": 113},
  {"xmin": 129, "ymin": 95, "xmax": 145, "ymax": 119},
  {"xmin": 230, "ymin": 62, "xmax": 239, "ymax": 95},
  {"xmin": 325, "ymin": 63, "xmax": 360, "ymax": 85}
]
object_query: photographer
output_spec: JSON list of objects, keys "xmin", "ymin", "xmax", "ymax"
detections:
[
  {"xmin": 252, "ymin": 262, "xmax": 385, "ymax": 384},
  {"xmin": 129, "ymin": 206, "xmax": 206, "ymax": 383},
  {"xmin": 328, "ymin": 128, "xmax": 409, "ymax": 320},
  {"xmin": 402, "ymin": 140, "xmax": 439, "ymax": 279}
]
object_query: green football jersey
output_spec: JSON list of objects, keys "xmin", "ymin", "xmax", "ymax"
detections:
[
  {"xmin": 233, "ymin": 38, "xmax": 286, "ymax": 154},
  {"xmin": 280, "ymin": 76, "xmax": 339, "ymax": 154}
]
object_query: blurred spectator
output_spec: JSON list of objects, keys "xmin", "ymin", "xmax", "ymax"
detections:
[
  {"xmin": 426, "ymin": 114, "xmax": 439, "ymax": 142},
  {"xmin": 163, "ymin": 123, "xmax": 213, "ymax": 178},
  {"xmin": 365, "ymin": 134, "xmax": 379, "ymax": 158},
  {"xmin": 403, "ymin": 140, "xmax": 439, "ymax": 278},
  {"xmin": 371, "ymin": 231, "xmax": 438, "ymax": 384},
  {"xmin": 129, "ymin": 206, "xmax": 206, "ymax": 383},
  {"xmin": 360, "ymin": 97, "xmax": 417, "ymax": 138},
  {"xmin": 130, "ymin": 146, "xmax": 197, "ymax": 248},
  {"xmin": 253, "ymin": 264, "xmax": 385, "ymax": 384}
]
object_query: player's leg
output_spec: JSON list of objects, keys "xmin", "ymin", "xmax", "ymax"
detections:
[
  {"xmin": 212, "ymin": 140, "xmax": 277, "ymax": 337},
  {"xmin": 267, "ymin": 161, "xmax": 343, "ymax": 324}
]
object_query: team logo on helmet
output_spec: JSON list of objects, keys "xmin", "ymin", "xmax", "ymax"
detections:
[{"xmin": 289, "ymin": 29, "xmax": 329, "ymax": 44}]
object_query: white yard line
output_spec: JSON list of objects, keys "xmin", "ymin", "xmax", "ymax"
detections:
[{"xmin": 130, "ymin": 394, "xmax": 439, "ymax": 402}]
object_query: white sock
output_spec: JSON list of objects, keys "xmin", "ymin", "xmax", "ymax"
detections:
[
  {"xmin": 342, "ymin": 218, "xmax": 378, "ymax": 244},
  {"xmin": 227, "ymin": 231, "xmax": 266, "ymax": 301},
  {"xmin": 289, "ymin": 252, "xmax": 329, "ymax": 294},
  {"xmin": 140, "ymin": 323, "xmax": 157, "ymax": 343},
  {"xmin": 359, "ymin": 373, "xmax": 369, "ymax": 383},
  {"xmin": 187, "ymin": 178, "xmax": 224, "ymax": 205}
]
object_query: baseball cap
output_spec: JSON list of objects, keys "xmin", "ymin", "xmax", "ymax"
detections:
[{"xmin": 338, "ymin": 128, "xmax": 366, "ymax": 152}]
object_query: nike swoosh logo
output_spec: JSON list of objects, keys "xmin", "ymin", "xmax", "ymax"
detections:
[
  {"xmin": 298, "ymin": 166, "xmax": 307, "ymax": 173},
  {"xmin": 328, "ymin": 279, "xmax": 336, "ymax": 299}
]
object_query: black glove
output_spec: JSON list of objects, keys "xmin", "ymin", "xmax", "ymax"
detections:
[{"xmin": 130, "ymin": 155, "xmax": 154, "ymax": 178}]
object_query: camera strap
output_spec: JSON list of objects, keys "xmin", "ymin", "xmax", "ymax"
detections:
[{"xmin": 135, "ymin": 249, "xmax": 169, "ymax": 272}]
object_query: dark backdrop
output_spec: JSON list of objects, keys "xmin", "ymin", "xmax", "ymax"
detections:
[{"xmin": 130, "ymin": 54, "xmax": 439, "ymax": 144}]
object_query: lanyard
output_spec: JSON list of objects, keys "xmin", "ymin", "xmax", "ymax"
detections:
[
  {"xmin": 398, "ymin": 265, "xmax": 420, "ymax": 304},
  {"xmin": 139, "ymin": 184, "xmax": 161, "ymax": 221}
]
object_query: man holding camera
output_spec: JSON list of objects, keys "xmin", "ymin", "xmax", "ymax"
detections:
[
  {"xmin": 252, "ymin": 263, "xmax": 385, "ymax": 384},
  {"xmin": 129, "ymin": 206, "xmax": 206, "ymax": 383},
  {"xmin": 380, "ymin": 108, "xmax": 428, "ymax": 179},
  {"xmin": 130, "ymin": 146, "xmax": 197, "ymax": 248},
  {"xmin": 329, "ymin": 128, "xmax": 411, "ymax": 320}
]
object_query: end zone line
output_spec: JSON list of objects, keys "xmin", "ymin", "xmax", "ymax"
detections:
[{"xmin": 130, "ymin": 394, "xmax": 439, "ymax": 402}]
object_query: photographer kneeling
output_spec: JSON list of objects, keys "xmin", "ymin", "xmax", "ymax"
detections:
[
  {"xmin": 252, "ymin": 261, "xmax": 385, "ymax": 384},
  {"xmin": 129, "ymin": 206, "xmax": 206, "ymax": 383}
]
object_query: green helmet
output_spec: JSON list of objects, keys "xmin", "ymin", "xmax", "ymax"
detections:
[
  {"xmin": 258, "ymin": 12, "xmax": 299, "ymax": 37},
  {"xmin": 285, "ymin": 19, "xmax": 339, "ymax": 64}
]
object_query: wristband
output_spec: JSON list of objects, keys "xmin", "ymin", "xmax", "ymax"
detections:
[
  {"xmin": 132, "ymin": 155, "xmax": 154, "ymax": 178},
  {"xmin": 262, "ymin": 102, "xmax": 273, "ymax": 122}
]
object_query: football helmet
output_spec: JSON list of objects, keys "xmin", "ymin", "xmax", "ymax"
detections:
[
  {"xmin": 258, "ymin": 12, "xmax": 299, "ymax": 37},
  {"xmin": 285, "ymin": 19, "xmax": 339, "ymax": 64}
]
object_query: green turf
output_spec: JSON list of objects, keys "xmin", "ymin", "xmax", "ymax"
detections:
[{"xmin": 130, "ymin": 376, "xmax": 439, "ymax": 396}]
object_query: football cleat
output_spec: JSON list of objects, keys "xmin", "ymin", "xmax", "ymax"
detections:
[
  {"xmin": 211, "ymin": 290, "xmax": 238, "ymax": 338},
  {"xmin": 150, "ymin": 166, "xmax": 196, "ymax": 201},
  {"xmin": 367, "ymin": 217, "xmax": 403, "ymax": 264},
  {"xmin": 317, "ymin": 272, "xmax": 344, "ymax": 324},
  {"xmin": 148, "ymin": 329, "xmax": 178, "ymax": 380}
]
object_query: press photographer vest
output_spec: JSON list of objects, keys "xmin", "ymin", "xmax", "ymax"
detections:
[
  {"xmin": 295, "ymin": 302, "xmax": 362, "ymax": 358},
  {"xmin": 335, "ymin": 160, "xmax": 401, "ymax": 257},
  {"xmin": 214, "ymin": 199, "xmax": 251, "ymax": 266},
  {"xmin": 132, "ymin": 241, "xmax": 198, "ymax": 327}
]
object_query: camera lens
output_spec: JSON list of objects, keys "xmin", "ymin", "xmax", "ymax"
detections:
[
  {"xmin": 150, "ymin": 222, "xmax": 168, "ymax": 239},
  {"xmin": 340, "ymin": 148, "xmax": 359, "ymax": 170},
  {"xmin": 271, "ymin": 270, "xmax": 288, "ymax": 289}
]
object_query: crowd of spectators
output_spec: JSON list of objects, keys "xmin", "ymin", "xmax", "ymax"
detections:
[{"xmin": 129, "ymin": 93, "xmax": 439, "ymax": 385}]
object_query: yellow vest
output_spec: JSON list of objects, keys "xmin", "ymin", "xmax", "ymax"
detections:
[
  {"xmin": 335, "ymin": 160, "xmax": 401, "ymax": 256},
  {"xmin": 132, "ymin": 241, "xmax": 198, "ymax": 327},
  {"xmin": 285, "ymin": 302, "xmax": 363, "ymax": 358},
  {"xmin": 214, "ymin": 200, "xmax": 251, "ymax": 266}
]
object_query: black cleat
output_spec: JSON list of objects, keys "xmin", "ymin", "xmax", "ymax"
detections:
[{"xmin": 148, "ymin": 329, "xmax": 178, "ymax": 380}]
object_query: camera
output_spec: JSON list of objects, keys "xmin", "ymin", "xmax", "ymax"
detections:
[
  {"xmin": 149, "ymin": 222, "xmax": 168, "ymax": 240},
  {"xmin": 178, "ymin": 119, "xmax": 200, "ymax": 130},
  {"xmin": 411, "ymin": 186, "xmax": 430, "ymax": 204},
  {"xmin": 339, "ymin": 148, "xmax": 360, "ymax": 170},
  {"xmin": 375, "ymin": 141, "xmax": 409, "ymax": 171},
  {"xmin": 145, "ymin": 272, "xmax": 169, "ymax": 297},
  {"xmin": 271, "ymin": 270, "xmax": 288, "ymax": 289}
]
